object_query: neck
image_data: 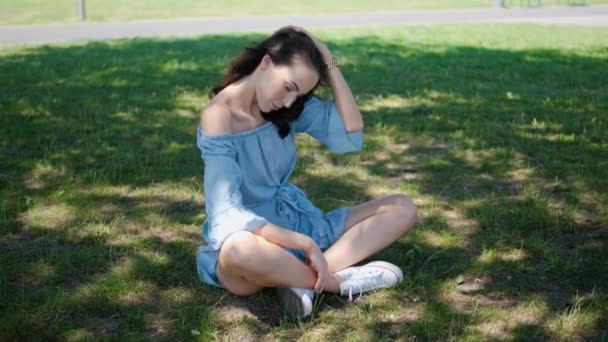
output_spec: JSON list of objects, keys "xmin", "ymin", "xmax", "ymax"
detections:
[{"xmin": 228, "ymin": 73, "xmax": 261, "ymax": 118}]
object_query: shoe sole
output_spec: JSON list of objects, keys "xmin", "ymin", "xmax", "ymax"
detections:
[{"xmin": 276, "ymin": 288, "xmax": 313, "ymax": 319}]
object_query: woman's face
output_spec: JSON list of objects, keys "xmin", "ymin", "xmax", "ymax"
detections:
[{"xmin": 257, "ymin": 54, "xmax": 320, "ymax": 113}]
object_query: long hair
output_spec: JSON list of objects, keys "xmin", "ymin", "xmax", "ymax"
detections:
[{"xmin": 212, "ymin": 27, "xmax": 328, "ymax": 138}]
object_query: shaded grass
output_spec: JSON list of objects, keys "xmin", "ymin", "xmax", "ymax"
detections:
[{"xmin": 1, "ymin": 24, "xmax": 607, "ymax": 339}]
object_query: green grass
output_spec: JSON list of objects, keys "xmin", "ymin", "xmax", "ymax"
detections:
[
  {"xmin": 2, "ymin": 0, "xmax": 608, "ymax": 25},
  {"xmin": 1, "ymin": 24, "xmax": 607, "ymax": 340}
]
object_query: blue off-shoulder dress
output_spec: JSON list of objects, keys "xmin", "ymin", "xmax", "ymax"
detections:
[{"xmin": 195, "ymin": 96, "xmax": 364, "ymax": 288}]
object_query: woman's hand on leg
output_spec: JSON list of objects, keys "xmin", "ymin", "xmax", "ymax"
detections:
[{"xmin": 305, "ymin": 242, "xmax": 330, "ymax": 293}]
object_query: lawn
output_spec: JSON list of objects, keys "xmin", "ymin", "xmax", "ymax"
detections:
[
  {"xmin": 2, "ymin": 0, "xmax": 608, "ymax": 25},
  {"xmin": 0, "ymin": 24, "xmax": 607, "ymax": 340}
]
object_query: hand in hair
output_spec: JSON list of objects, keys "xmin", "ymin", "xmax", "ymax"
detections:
[{"xmin": 280, "ymin": 25, "xmax": 333, "ymax": 62}]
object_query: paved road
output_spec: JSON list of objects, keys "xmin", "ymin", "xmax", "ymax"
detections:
[{"xmin": 1, "ymin": 6, "xmax": 606, "ymax": 46}]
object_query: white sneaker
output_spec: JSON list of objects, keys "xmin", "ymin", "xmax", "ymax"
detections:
[
  {"xmin": 276, "ymin": 287, "xmax": 315, "ymax": 319},
  {"xmin": 336, "ymin": 261, "xmax": 403, "ymax": 301}
]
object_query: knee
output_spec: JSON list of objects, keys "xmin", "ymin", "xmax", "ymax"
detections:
[
  {"xmin": 391, "ymin": 194, "xmax": 417, "ymax": 228},
  {"xmin": 220, "ymin": 231, "xmax": 260, "ymax": 270}
]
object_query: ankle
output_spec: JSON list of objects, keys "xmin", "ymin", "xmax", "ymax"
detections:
[
  {"xmin": 333, "ymin": 274, "xmax": 345, "ymax": 284},
  {"xmin": 323, "ymin": 273, "xmax": 344, "ymax": 293}
]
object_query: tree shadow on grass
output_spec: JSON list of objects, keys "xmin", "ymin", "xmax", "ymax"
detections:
[
  {"xmin": 1, "ymin": 31, "xmax": 607, "ymax": 339},
  {"xmin": 327, "ymin": 36, "xmax": 607, "ymax": 339}
]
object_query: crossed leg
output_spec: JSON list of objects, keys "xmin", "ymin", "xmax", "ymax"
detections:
[{"xmin": 216, "ymin": 193, "xmax": 417, "ymax": 296}]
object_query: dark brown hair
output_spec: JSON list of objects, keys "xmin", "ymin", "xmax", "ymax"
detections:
[{"xmin": 212, "ymin": 27, "xmax": 328, "ymax": 138}]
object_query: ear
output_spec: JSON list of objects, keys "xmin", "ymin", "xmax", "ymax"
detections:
[{"xmin": 260, "ymin": 54, "xmax": 272, "ymax": 70}]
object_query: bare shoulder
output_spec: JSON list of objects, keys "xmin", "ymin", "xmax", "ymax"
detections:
[{"xmin": 199, "ymin": 101, "xmax": 234, "ymax": 137}]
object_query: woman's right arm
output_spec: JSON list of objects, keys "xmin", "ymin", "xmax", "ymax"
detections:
[
  {"xmin": 251, "ymin": 223, "xmax": 314, "ymax": 252},
  {"xmin": 252, "ymin": 223, "xmax": 329, "ymax": 293},
  {"xmin": 199, "ymin": 104, "xmax": 271, "ymax": 249}
]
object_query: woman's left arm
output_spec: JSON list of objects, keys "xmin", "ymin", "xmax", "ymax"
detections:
[
  {"xmin": 293, "ymin": 26, "xmax": 364, "ymax": 133},
  {"xmin": 324, "ymin": 58, "xmax": 364, "ymax": 133}
]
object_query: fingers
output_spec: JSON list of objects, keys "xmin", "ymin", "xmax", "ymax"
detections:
[
  {"xmin": 312, "ymin": 265, "xmax": 325, "ymax": 293},
  {"xmin": 314, "ymin": 271, "xmax": 327, "ymax": 293},
  {"xmin": 312, "ymin": 260, "xmax": 323, "ymax": 292},
  {"xmin": 313, "ymin": 266, "xmax": 329, "ymax": 293},
  {"xmin": 314, "ymin": 275, "xmax": 323, "ymax": 293},
  {"xmin": 307, "ymin": 248, "xmax": 330, "ymax": 293}
]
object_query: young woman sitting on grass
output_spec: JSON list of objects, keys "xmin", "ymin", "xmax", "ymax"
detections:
[{"xmin": 196, "ymin": 26, "xmax": 417, "ymax": 319}]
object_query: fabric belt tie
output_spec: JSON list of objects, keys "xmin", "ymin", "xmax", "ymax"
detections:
[{"xmin": 275, "ymin": 184, "xmax": 318, "ymax": 228}]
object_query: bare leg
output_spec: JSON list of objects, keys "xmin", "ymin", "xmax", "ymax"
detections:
[
  {"xmin": 323, "ymin": 194, "xmax": 417, "ymax": 274},
  {"xmin": 216, "ymin": 193, "xmax": 416, "ymax": 296},
  {"xmin": 216, "ymin": 231, "xmax": 343, "ymax": 296}
]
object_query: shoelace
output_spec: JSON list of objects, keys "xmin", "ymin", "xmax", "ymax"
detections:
[{"xmin": 339, "ymin": 270, "xmax": 384, "ymax": 302}]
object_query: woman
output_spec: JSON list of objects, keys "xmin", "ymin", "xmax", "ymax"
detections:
[{"xmin": 196, "ymin": 26, "xmax": 417, "ymax": 319}]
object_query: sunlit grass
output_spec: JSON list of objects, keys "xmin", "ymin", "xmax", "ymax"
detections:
[
  {"xmin": 2, "ymin": 0, "xmax": 490, "ymax": 25},
  {"xmin": 3, "ymin": 0, "xmax": 608, "ymax": 25}
]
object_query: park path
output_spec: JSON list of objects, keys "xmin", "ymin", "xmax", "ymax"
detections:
[{"xmin": 1, "ymin": 5, "xmax": 607, "ymax": 46}]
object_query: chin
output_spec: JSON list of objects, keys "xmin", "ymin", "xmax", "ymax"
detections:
[
  {"xmin": 260, "ymin": 101, "xmax": 271, "ymax": 114},
  {"xmin": 263, "ymin": 108, "xmax": 278, "ymax": 115},
  {"xmin": 261, "ymin": 102, "xmax": 276, "ymax": 114}
]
